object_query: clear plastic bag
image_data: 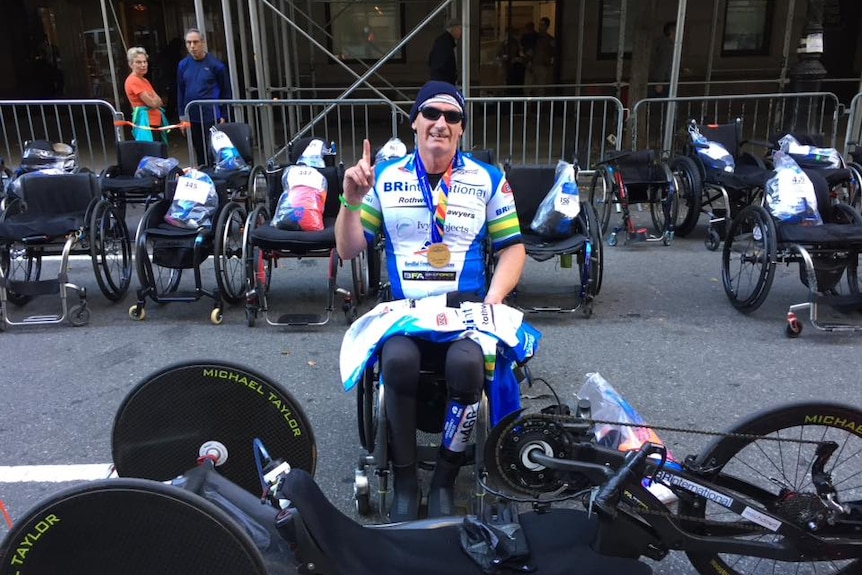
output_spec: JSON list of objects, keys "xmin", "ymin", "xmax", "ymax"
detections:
[
  {"xmin": 210, "ymin": 127, "xmax": 249, "ymax": 173},
  {"xmin": 529, "ymin": 160, "xmax": 580, "ymax": 239},
  {"xmin": 296, "ymin": 138, "xmax": 333, "ymax": 168},
  {"xmin": 766, "ymin": 151, "xmax": 822, "ymax": 226},
  {"xmin": 135, "ymin": 156, "xmax": 180, "ymax": 179},
  {"xmin": 688, "ymin": 125, "xmax": 735, "ymax": 173},
  {"xmin": 164, "ymin": 169, "xmax": 218, "ymax": 229},
  {"xmin": 777, "ymin": 134, "xmax": 842, "ymax": 169},
  {"xmin": 271, "ymin": 165, "xmax": 328, "ymax": 231},
  {"xmin": 374, "ymin": 137, "xmax": 407, "ymax": 164}
]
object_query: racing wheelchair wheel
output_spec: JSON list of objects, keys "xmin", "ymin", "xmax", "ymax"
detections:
[
  {"xmin": 648, "ymin": 163, "xmax": 679, "ymax": 243},
  {"xmin": 112, "ymin": 360, "xmax": 317, "ymax": 496},
  {"xmin": 90, "ymin": 199, "xmax": 132, "ymax": 301},
  {"xmin": 0, "ymin": 478, "xmax": 269, "ymax": 575},
  {"xmin": 214, "ymin": 201, "xmax": 248, "ymax": 305},
  {"xmin": 680, "ymin": 402, "xmax": 862, "ymax": 575},
  {"xmin": 721, "ymin": 205, "xmax": 776, "ymax": 313},
  {"xmin": 579, "ymin": 200, "xmax": 604, "ymax": 299},
  {"xmin": 588, "ymin": 165, "xmax": 614, "ymax": 234}
]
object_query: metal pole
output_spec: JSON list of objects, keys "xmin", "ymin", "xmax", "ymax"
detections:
[
  {"xmin": 614, "ymin": 0, "xmax": 627, "ymax": 100},
  {"xmin": 221, "ymin": 0, "xmax": 242, "ymax": 121},
  {"xmin": 237, "ymin": 0, "xmax": 253, "ymax": 99},
  {"xmin": 99, "ymin": 0, "xmax": 121, "ymax": 110},
  {"xmin": 249, "ymin": 0, "xmax": 275, "ymax": 157},
  {"xmin": 194, "ymin": 0, "xmax": 206, "ymax": 37},
  {"xmin": 575, "ymin": 0, "xmax": 585, "ymax": 96},
  {"xmin": 704, "ymin": 0, "xmax": 720, "ymax": 97},
  {"xmin": 461, "ymin": 0, "xmax": 471, "ymax": 147},
  {"xmin": 662, "ymin": 0, "xmax": 687, "ymax": 152},
  {"xmin": 778, "ymin": 0, "xmax": 798, "ymax": 91}
]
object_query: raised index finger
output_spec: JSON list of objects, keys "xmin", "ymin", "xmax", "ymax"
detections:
[{"xmin": 362, "ymin": 139, "xmax": 372, "ymax": 164}]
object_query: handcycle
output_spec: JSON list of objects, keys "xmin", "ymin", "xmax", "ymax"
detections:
[{"xmin": 2, "ymin": 361, "xmax": 861, "ymax": 575}]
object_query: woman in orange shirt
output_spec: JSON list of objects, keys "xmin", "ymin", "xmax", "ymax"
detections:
[{"xmin": 124, "ymin": 47, "xmax": 167, "ymax": 142}]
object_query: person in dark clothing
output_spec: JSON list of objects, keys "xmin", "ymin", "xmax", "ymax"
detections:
[
  {"xmin": 649, "ymin": 21, "xmax": 676, "ymax": 98},
  {"xmin": 177, "ymin": 28, "xmax": 232, "ymax": 166},
  {"xmin": 427, "ymin": 18, "xmax": 462, "ymax": 85}
]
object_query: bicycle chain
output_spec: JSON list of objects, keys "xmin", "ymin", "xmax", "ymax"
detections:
[{"xmin": 490, "ymin": 412, "xmax": 825, "ymax": 531}]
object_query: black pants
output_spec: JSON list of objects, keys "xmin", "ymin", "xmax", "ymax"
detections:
[
  {"xmin": 381, "ymin": 336, "xmax": 483, "ymax": 466},
  {"xmin": 189, "ymin": 122, "xmax": 213, "ymax": 168}
]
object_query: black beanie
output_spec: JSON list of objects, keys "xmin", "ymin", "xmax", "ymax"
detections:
[{"xmin": 408, "ymin": 81, "xmax": 467, "ymax": 128}]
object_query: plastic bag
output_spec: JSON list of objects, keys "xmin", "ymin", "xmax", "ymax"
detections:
[
  {"xmin": 777, "ymin": 134, "xmax": 842, "ymax": 169},
  {"xmin": 766, "ymin": 151, "xmax": 822, "ymax": 226},
  {"xmin": 135, "ymin": 156, "xmax": 180, "ymax": 179},
  {"xmin": 296, "ymin": 138, "xmax": 333, "ymax": 168},
  {"xmin": 164, "ymin": 168, "xmax": 218, "ymax": 229},
  {"xmin": 529, "ymin": 160, "xmax": 580, "ymax": 239},
  {"xmin": 689, "ymin": 125, "xmax": 735, "ymax": 173},
  {"xmin": 210, "ymin": 126, "xmax": 249, "ymax": 173},
  {"xmin": 17, "ymin": 140, "xmax": 78, "ymax": 175},
  {"xmin": 271, "ymin": 165, "xmax": 328, "ymax": 231},
  {"xmin": 374, "ymin": 137, "xmax": 408, "ymax": 164}
]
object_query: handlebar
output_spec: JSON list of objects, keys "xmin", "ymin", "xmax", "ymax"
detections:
[{"xmin": 594, "ymin": 442, "xmax": 666, "ymax": 515}]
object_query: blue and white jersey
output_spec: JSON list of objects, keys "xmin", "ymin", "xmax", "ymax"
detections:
[{"xmin": 359, "ymin": 151, "xmax": 521, "ymax": 300}]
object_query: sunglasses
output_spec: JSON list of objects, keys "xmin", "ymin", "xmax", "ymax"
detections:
[{"xmin": 420, "ymin": 107, "xmax": 463, "ymax": 124}]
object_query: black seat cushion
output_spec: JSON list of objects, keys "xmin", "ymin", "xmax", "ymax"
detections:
[
  {"xmin": 250, "ymin": 218, "xmax": 336, "ymax": 252},
  {"xmin": 521, "ymin": 232, "xmax": 588, "ymax": 262},
  {"xmin": 0, "ymin": 172, "xmax": 97, "ymax": 240}
]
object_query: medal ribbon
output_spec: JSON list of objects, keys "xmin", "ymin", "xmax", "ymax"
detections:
[{"xmin": 415, "ymin": 152, "xmax": 454, "ymax": 244}]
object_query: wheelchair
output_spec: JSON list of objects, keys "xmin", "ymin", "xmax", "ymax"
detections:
[
  {"xmin": 98, "ymin": 140, "xmax": 179, "ymax": 219},
  {"xmin": 587, "ymin": 150, "xmax": 677, "ymax": 247},
  {"xmin": 671, "ymin": 118, "xmax": 775, "ymax": 250},
  {"xmin": 720, "ymin": 168, "xmax": 862, "ymax": 337},
  {"xmin": 242, "ymin": 137, "xmax": 374, "ymax": 327},
  {"xmin": 128, "ymin": 169, "xmax": 247, "ymax": 324},
  {"xmin": 503, "ymin": 162, "xmax": 603, "ymax": 316},
  {"xmin": 0, "ymin": 171, "xmax": 131, "ymax": 328}
]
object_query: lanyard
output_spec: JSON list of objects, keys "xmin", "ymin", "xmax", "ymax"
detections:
[{"xmin": 414, "ymin": 152, "xmax": 454, "ymax": 244}]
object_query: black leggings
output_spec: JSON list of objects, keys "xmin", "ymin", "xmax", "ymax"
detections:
[{"xmin": 381, "ymin": 336, "xmax": 484, "ymax": 404}]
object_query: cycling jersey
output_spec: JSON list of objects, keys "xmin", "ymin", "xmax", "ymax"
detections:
[{"xmin": 360, "ymin": 151, "xmax": 522, "ymax": 300}]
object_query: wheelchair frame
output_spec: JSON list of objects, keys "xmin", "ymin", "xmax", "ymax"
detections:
[
  {"xmin": 0, "ymin": 172, "xmax": 131, "ymax": 329},
  {"xmin": 588, "ymin": 150, "xmax": 677, "ymax": 247}
]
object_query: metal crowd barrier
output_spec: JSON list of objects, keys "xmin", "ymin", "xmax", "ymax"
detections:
[
  {"xmin": 631, "ymin": 92, "xmax": 843, "ymax": 155},
  {"xmin": 0, "ymin": 99, "xmax": 123, "ymax": 171},
  {"xmin": 845, "ymin": 92, "xmax": 862, "ymax": 163},
  {"xmin": 184, "ymin": 98, "xmax": 402, "ymax": 167}
]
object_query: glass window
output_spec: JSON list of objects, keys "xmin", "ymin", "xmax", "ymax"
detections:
[
  {"xmin": 598, "ymin": 0, "xmax": 634, "ymax": 59},
  {"xmin": 722, "ymin": 0, "xmax": 774, "ymax": 56},
  {"xmin": 327, "ymin": 2, "xmax": 404, "ymax": 61}
]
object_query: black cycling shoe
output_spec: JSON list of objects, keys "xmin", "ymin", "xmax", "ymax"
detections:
[
  {"xmin": 389, "ymin": 464, "xmax": 420, "ymax": 522},
  {"xmin": 427, "ymin": 455, "xmax": 461, "ymax": 518}
]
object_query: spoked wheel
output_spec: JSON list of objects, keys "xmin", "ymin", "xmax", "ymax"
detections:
[
  {"xmin": 248, "ymin": 164, "xmax": 270, "ymax": 212},
  {"xmin": 578, "ymin": 201, "xmax": 604, "ymax": 298},
  {"xmin": 136, "ymin": 232, "xmax": 182, "ymax": 298},
  {"xmin": 648, "ymin": 178, "xmax": 679, "ymax": 240},
  {"xmin": 356, "ymin": 363, "xmax": 379, "ymax": 453},
  {"xmin": 680, "ymin": 402, "xmax": 862, "ymax": 575},
  {"xmin": 0, "ymin": 245, "xmax": 42, "ymax": 306},
  {"xmin": 588, "ymin": 166, "xmax": 614, "ymax": 234},
  {"xmin": 214, "ymin": 202, "xmax": 247, "ymax": 305},
  {"xmin": 670, "ymin": 155, "xmax": 703, "ymax": 237},
  {"xmin": 721, "ymin": 205, "xmax": 777, "ymax": 313},
  {"xmin": 847, "ymin": 162, "xmax": 862, "ymax": 210},
  {"xmin": 350, "ymin": 248, "xmax": 369, "ymax": 306},
  {"xmin": 90, "ymin": 199, "xmax": 132, "ymax": 301}
]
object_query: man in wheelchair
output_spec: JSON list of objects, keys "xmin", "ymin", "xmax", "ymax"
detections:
[{"xmin": 335, "ymin": 81, "xmax": 528, "ymax": 522}]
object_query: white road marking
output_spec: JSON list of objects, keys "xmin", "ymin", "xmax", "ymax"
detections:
[{"xmin": 0, "ymin": 464, "xmax": 116, "ymax": 483}]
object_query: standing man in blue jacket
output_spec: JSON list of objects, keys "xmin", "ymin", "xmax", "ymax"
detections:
[{"xmin": 177, "ymin": 28, "xmax": 232, "ymax": 166}]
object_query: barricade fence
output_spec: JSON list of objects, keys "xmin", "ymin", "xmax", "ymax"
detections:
[
  {"xmin": 631, "ymin": 92, "xmax": 843, "ymax": 155},
  {"xmin": 845, "ymin": 92, "xmax": 862, "ymax": 163},
  {"xmin": 0, "ymin": 100, "xmax": 123, "ymax": 172}
]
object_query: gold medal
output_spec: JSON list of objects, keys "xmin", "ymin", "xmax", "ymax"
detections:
[{"xmin": 426, "ymin": 243, "xmax": 451, "ymax": 268}]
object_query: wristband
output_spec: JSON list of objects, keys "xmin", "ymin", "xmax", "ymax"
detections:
[{"xmin": 339, "ymin": 194, "xmax": 361, "ymax": 212}]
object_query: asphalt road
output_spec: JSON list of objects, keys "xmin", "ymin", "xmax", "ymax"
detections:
[{"xmin": 1, "ymin": 210, "xmax": 861, "ymax": 574}]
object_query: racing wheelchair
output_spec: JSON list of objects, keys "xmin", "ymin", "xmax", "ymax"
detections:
[
  {"xmin": 242, "ymin": 137, "xmax": 372, "ymax": 327},
  {"xmin": 587, "ymin": 150, "xmax": 678, "ymax": 247},
  {"xmin": 671, "ymin": 118, "xmax": 775, "ymax": 250},
  {"xmin": 720, "ymin": 167, "xmax": 862, "ymax": 337},
  {"xmin": 0, "ymin": 171, "xmax": 131, "ymax": 328},
  {"xmin": 6, "ymin": 360, "xmax": 862, "ymax": 575},
  {"xmin": 503, "ymin": 162, "xmax": 603, "ymax": 317}
]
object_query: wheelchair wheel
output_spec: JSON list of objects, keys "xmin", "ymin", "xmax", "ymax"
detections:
[
  {"xmin": 0, "ymin": 478, "xmax": 269, "ymax": 575},
  {"xmin": 588, "ymin": 166, "xmax": 614, "ymax": 234},
  {"xmin": 670, "ymin": 156, "xmax": 703, "ymax": 237},
  {"xmin": 579, "ymin": 200, "xmax": 603, "ymax": 297},
  {"xmin": 648, "ymin": 163, "xmax": 679, "ymax": 239},
  {"xmin": 350, "ymin": 249, "xmax": 370, "ymax": 306},
  {"xmin": 214, "ymin": 201, "xmax": 247, "ymax": 305},
  {"xmin": 847, "ymin": 162, "xmax": 862, "ymax": 209},
  {"xmin": 680, "ymin": 402, "xmax": 862, "ymax": 575},
  {"xmin": 721, "ymin": 205, "xmax": 776, "ymax": 313},
  {"xmin": 112, "ymin": 360, "xmax": 317, "ymax": 496},
  {"xmin": 0, "ymin": 245, "xmax": 42, "ymax": 306},
  {"xmin": 356, "ymin": 363, "xmax": 379, "ymax": 452},
  {"xmin": 90, "ymin": 199, "xmax": 132, "ymax": 301},
  {"xmin": 135, "ymin": 231, "xmax": 182, "ymax": 297},
  {"xmin": 248, "ymin": 164, "xmax": 270, "ymax": 211}
]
